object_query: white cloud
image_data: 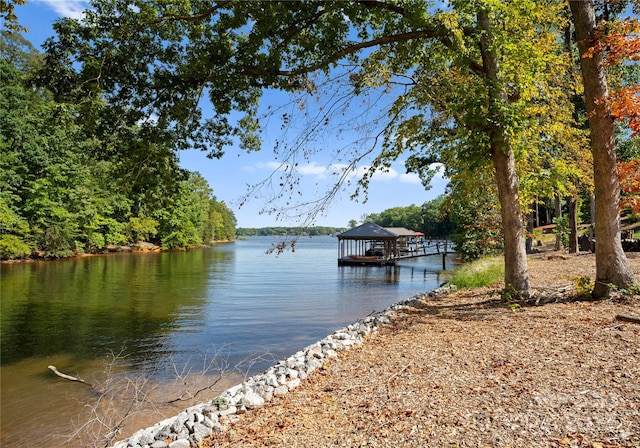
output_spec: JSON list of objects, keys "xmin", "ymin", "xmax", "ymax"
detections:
[
  {"xmin": 297, "ymin": 162, "xmax": 328, "ymax": 178},
  {"xmin": 324, "ymin": 163, "xmax": 401, "ymax": 182},
  {"xmin": 37, "ymin": 0, "xmax": 89, "ymax": 20},
  {"xmin": 248, "ymin": 159, "xmax": 428, "ymax": 186},
  {"xmin": 399, "ymin": 172, "xmax": 422, "ymax": 184},
  {"xmin": 262, "ymin": 161, "xmax": 283, "ymax": 171}
]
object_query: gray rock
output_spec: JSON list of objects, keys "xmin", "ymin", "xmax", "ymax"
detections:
[
  {"xmin": 150, "ymin": 441, "xmax": 169, "ymax": 448},
  {"xmin": 324, "ymin": 349, "xmax": 338, "ymax": 359},
  {"xmin": 175, "ymin": 429, "xmax": 189, "ymax": 440},
  {"xmin": 217, "ymin": 405, "xmax": 237, "ymax": 417},
  {"xmin": 305, "ymin": 358, "xmax": 322, "ymax": 372},
  {"xmin": 193, "ymin": 411, "xmax": 205, "ymax": 423},
  {"xmin": 273, "ymin": 385, "xmax": 289, "ymax": 396},
  {"xmin": 190, "ymin": 422, "xmax": 211, "ymax": 443},
  {"xmin": 168, "ymin": 440, "xmax": 190, "ymax": 448},
  {"xmin": 137, "ymin": 430, "xmax": 155, "ymax": 446},
  {"xmin": 202, "ymin": 416, "xmax": 216, "ymax": 428},
  {"xmin": 155, "ymin": 425, "xmax": 171, "ymax": 440},
  {"xmin": 239, "ymin": 389, "xmax": 265, "ymax": 409},
  {"xmin": 170, "ymin": 416, "xmax": 184, "ymax": 433}
]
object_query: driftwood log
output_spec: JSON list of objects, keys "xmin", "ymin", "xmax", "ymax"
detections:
[
  {"xmin": 48, "ymin": 365, "xmax": 102, "ymax": 393},
  {"xmin": 615, "ymin": 315, "xmax": 640, "ymax": 325}
]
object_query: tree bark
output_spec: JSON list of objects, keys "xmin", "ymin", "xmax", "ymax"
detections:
[
  {"xmin": 526, "ymin": 209, "xmax": 534, "ymax": 254},
  {"xmin": 568, "ymin": 195, "xmax": 578, "ymax": 254},
  {"xmin": 491, "ymin": 145, "xmax": 530, "ymax": 296},
  {"xmin": 554, "ymin": 194, "xmax": 562, "ymax": 251},
  {"xmin": 479, "ymin": 9, "xmax": 530, "ymax": 297},
  {"xmin": 569, "ymin": 0, "xmax": 637, "ymax": 298}
]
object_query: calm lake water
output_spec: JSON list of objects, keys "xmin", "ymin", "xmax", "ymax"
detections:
[{"xmin": 1, "ymin": 236, "xmax": 456, "ymax": 447}]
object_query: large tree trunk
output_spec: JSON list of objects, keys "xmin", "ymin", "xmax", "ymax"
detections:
[
  {"xmin": 492, "ymin": 145, "xmax": 530, "ymax": 296},
  {"xmin": 569, "ymin": 0, "xmax": 637, "ymax": 298},
  {"xmin": 479, "ymin": 9, "xmax": 530, "ymax": 297}
]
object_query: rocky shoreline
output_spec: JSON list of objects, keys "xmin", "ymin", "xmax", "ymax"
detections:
[{"xmin": 110, "ymin": 286, "xmax": 455, "ymax": 448}]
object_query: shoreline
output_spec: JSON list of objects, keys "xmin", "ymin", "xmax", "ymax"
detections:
[
  {"xmin": 0, "ymin": 240, "xmax": 236, "ymax": 264},
  {"xmin": 109, "ymin": 284, "xmax": 457, "ymax": 448},
  {"xmin": 110, "ymin": 250, "xmax": 640, "ymax": 448}
]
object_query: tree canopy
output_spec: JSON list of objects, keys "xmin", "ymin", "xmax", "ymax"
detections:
[
  {"xmin": 0, "ymin": 32, "xmax": 236, "ymax": 259},
  {"xmin": 21, "ymin": 0, "xmax": 640, "ymax": 296}
]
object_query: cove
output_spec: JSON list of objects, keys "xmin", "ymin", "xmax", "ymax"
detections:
[{"xmin": 0, "ymin": 236, "xmax": 456, "ymax": 447}]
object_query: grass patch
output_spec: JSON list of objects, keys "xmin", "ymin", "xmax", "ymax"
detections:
[{"xmin": 445, "ymin": 256, "xmax": 504, "ymax": 289}]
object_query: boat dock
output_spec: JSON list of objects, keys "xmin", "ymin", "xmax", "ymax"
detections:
[{"xmin": 336, "ymin": 223, "xmax": 451, "ymax": 267}]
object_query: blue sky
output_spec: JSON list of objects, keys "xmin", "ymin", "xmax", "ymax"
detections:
[{"xmin": 15, "ymin": 0, "xmax": 448, "ymax": 228}]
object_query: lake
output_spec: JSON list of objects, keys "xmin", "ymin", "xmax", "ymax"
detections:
[{"xmin": 0, "ymin": 236, "xmax": 456, "ymax": 447}]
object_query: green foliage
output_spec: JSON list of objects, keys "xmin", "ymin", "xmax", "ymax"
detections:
[
  {"xmin": 421, "ymin": 195, "xmax": 455, "ymax": 238},
  {"xmin": 574, "ymin": 276, "xmax": 594, "ymax": 296},
  {"xmin": 445, "ymin": 256, "xmax": 505, "ymax": 290},
  {"xmin": 363, "ymin": 198, "xmax": 454, "ymax": 238},
  {"xmin": 552, "ymin": 215, "xmax": 569, "ymax": 249},
  {"xmin": 603, "ymin": 283, "xmax": 640, "ymax": 301},
  {"xmin": 366, "ymin": 205, "xmax": 424, "ymax": 230},
  {"xmin": 501, "ymin": 284, "xmax": 523, "ymax": 302},
  {"xmin": 447, "ymin": 170, "xmax": 504, "ymax": 262},
  {"xmin": 128, "ymin": 217, "xmax": 159, "ymax": 242},
  {"xmin": 236, "ymin": 226, "xmax": 345, "ymax": 237},
  {"xmin": 508, "ymin": 302, "xmax": 521, "ymax": 313},
  {"xmin": 0, "ymin": 234, "xmax": 31, "ymax": 259},
  {"xmin": 0, "ymin": 42, "xmax": 237, "ymax": 259}
]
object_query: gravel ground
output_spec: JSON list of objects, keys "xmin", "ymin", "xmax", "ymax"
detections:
[{"xmin": 202, "ymin": 251, "xmax": 640, "ymax": 448}]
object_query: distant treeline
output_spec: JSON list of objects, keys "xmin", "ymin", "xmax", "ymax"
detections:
[
  {"xmin": 236, "ymin": 226, "xmax": 348, "ymax": 236},
  {"xmin": 0, "ymin": 34, "xmax": 236, "ymax": 260}
]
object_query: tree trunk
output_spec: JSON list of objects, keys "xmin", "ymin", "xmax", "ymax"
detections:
[
  {"xmin": 554, "ymin": 194, "xmax": 562, "ymax": 251},
  {"xmin": 526, "ymin": 209, "xmax": 534, "ymax": 254},
  {"xmin": 569, "ymin": 0, "xmax": 637, "ymax": 297},
  {"xmin": 478, "ymin": 9, "xmax": 530, "ymax": 297},
  {"xmin": 590, "ymin": 194, "xmax": 596, "ymax": 253},
  {"xmin": 568, "ymin": 195, "xmax": 578, "ymax": 254},
  {"xmin": 492, "ymin": 146, "xmax": 530, "ymax": 296}
]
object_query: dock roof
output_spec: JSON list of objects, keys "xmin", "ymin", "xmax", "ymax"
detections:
[
  {"xmin": 337, "ymin": 222, "xmax": 398, "ymax": 240},
  {"xmin": 384, "ymin": 227, "xmax": 417, "ymax": 237}
]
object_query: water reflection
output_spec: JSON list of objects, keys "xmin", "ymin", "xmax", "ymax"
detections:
[
  {"xmin": 0, "ymin": 238, "xmax": 456, "ymax": 448},
  {"xmin": 1, "ymin": 249, "xmax": 232, "ymax": 368},
  {"xmin": 338, "ymin": 265, "xmax": 401, "ymax": 285}
]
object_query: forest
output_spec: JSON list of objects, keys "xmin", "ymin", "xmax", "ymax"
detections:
[
  {"xmin": 236, "ymin": 226, "xmax": 347, "ymax": 236},
  {"xmin": 0, "ymin": 32, "xmax": 237, "ymax": 260},
  {"xmin": 1, "ymin": 0, "xmax": 639, "ymax": 298}
]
